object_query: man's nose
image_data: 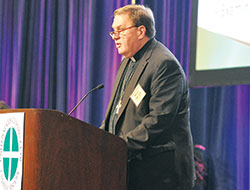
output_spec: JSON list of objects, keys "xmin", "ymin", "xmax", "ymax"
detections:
[{"xmin": 112, "ymin": 33, "xmax": 120, "ymax": 40}]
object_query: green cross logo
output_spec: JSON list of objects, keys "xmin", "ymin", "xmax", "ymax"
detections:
[{"xmin": 2, "ymin": 127, "xmax": 19, "ymax": 181}]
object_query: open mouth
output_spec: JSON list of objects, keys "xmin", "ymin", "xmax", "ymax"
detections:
[{"xmin": 116, "ymin": 43, "xmax": 121, "ymax": 48}]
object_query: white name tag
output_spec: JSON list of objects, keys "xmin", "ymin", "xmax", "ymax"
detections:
[{"xmin": 130, "ymin": 84, "xmax": 146, "ymax": 107}]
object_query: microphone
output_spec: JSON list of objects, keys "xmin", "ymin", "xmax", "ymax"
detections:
[{"xmin": 68, "ymin": 83, "xmax": 104, "ymax": 115}]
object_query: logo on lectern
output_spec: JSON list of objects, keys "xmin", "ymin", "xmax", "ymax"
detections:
[{"xmin": 0, "ymin": 117, "xmax": 23, "ymax": 190}]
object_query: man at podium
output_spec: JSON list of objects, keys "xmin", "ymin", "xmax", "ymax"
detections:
[{"xmin": 101, "ymin": 4, "xmax": 195, "ymax": 190}]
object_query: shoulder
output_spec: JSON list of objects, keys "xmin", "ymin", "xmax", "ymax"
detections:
[
  {"xmin": 152, "ymin": 40, "xmax": 178, "ymax": 63},
  {"xmin": 146, "ymin": 39, "xmax": 183, "ymax": 73}
]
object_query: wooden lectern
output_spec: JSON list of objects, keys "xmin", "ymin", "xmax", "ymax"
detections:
[{"xmin": 0, "ymin": 109, "xmax": 127, "ymax": 190}]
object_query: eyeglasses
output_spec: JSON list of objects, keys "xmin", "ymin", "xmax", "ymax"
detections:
[{"xmin": 109, "ymin": 25, "xmax": 136, "ymax": 38}]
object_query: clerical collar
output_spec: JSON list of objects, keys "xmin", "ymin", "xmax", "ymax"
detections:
[{"xmin": 130, "ymin": 38, "xmax": 154, "ymax": 63}]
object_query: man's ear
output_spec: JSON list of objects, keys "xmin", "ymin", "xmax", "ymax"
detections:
[{"xmin": 137, "ymin": 25, "xmax": 146, "ymax": 40}]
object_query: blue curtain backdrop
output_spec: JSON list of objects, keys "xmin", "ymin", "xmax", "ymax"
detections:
[{"xmin": 0, "ymin": 0, "xmax": 249, "ymax": 189}]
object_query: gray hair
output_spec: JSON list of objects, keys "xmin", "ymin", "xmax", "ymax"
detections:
[{"xmin": 114, "ymin": 4, "xmax": 156, "ymax": 38}]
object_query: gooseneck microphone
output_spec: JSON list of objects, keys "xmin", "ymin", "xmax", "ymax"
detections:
[{"xmin": 68, "ymin": 83, "xmax": 104, "ymax": 116}]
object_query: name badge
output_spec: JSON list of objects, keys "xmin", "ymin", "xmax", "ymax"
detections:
[{"xmin": 130, "ymin": 84, "xmax": 146, "ymax": 107}]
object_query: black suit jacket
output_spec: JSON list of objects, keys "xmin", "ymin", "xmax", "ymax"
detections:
[{"xmin": 101, "ymin": 38, "xmax": 195, "ymax": 189}]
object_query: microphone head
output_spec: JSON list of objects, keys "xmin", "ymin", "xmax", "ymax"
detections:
[{"xmin": 96, "ymin": 83, "xmax": 104, "ymax": 89}]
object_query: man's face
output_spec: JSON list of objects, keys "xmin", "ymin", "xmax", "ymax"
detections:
[{"xmin": 111, "ymin": 14, "xmax": 140, "ymax": 58}]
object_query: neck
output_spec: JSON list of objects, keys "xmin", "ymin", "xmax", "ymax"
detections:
[
  {"xmin": 128, "ymin": 37, "xmax": 150, "ymax": 58},
  {"xmin": 139, "ymin": 37, "xmax": 150, "ymax": 50}
]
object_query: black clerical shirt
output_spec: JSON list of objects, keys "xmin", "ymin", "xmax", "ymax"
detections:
[{"xmin": 108, "ymin": 38, "xmax": 153, "ymax": 134}]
